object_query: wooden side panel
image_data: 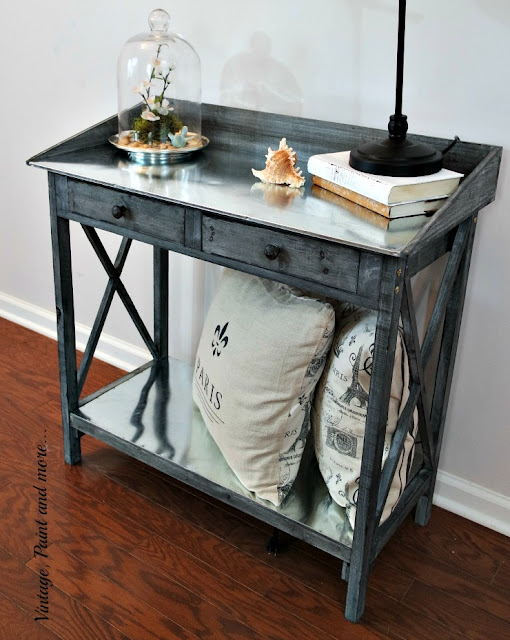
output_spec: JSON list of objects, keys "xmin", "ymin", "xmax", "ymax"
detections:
[
  {"xmin": 201, "ymin": 104, "xmax": 497, "ymax": 176},
  {"xmin": 406, "ymin": 232, "xmax": 453, "ymax": 277},
  {"xmin": 415, "ymin": 216, "xmax": 478, "ymax": 526},
  {"xmin": 405, "ymin": 147, "xmax": 501, "ymax": 255}
]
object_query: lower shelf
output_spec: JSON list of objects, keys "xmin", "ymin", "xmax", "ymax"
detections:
[{"xmin": 72, "ymin": 357, "xmax": 355, "ymax": 559}]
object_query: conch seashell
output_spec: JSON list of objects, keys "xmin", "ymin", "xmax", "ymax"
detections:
[{"xmin": 252, "ymin": 138, "xmax": 305, "ymax": 189}]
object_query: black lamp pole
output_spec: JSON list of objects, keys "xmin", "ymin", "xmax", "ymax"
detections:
[
  {"xmin": 394, "ymin": 0, "xmax": 406, "ymax": 127},
  {"xmin": 349, "ymin": 0, "xmax": 443, "ymax": 177}
]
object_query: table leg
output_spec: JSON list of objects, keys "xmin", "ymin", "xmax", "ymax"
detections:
[
  {"xmin": 345, "ymin": 256, "xmax": 405, "ymax": 623},
  {"xmin": 153, "ymin": 248, "xmax": 172, "ymax": 458},
  {"xmin": 415, "ymin": 215, "xmax": 477, "ymax": 525},
  {"xmin": 154, "ymin": 247, "xmax": 169, "ymax": 360},
  {"xmin": 49, "ymin": 174, "xmax": 81, "ymax": 465}
]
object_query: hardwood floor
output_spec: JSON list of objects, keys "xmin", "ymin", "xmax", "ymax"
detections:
[{"xmin": 0, "ymin": 316, "xmax": 509, "ymax": 640}]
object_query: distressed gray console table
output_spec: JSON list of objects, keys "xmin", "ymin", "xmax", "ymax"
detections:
[{"xmin": 28, "ymin": 105, "xmax": 501, "ymax": 623}]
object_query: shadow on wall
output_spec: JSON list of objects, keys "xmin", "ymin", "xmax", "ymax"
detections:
[
  {"xmin": 220, "ymin": 32, "xmax": 303, "ymax": 117},
  {"xmin": 474, "ymin": 0, "xmax": 510, "ymax": 25}
]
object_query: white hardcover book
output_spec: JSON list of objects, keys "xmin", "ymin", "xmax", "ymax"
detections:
[{"xmin": 307, "ymin": 150, "xmax": 464, "ymax": 205}]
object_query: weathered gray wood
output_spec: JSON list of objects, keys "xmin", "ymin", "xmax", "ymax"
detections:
[
  {"xmin": 81, "ymin": 225, "xmax": 158, "ymax": 359},
  {"xmin": 154, "ymin": 247, "xmax": 169, "ymax": 360},
  {"xmin": 63, "ymin": 209, "xmax": 381, "ymax": 309},
  {"xmin": 62, "ymin": 210, "xmax": 189, "ymax": 256},
  {"xmin": 375, "ymin": 383, "xmax": 421, "ymax": 523},
  {"xmin": 68, "ymin": 179, "xmax": 186, "ymax": 247},
  {"xmin": 401, "ymin": 278, "xmax": 435, "ymax": 470},
  {"xmin": 374, "ymin": 467, "xmax": 432, "ymax": 558},
  {"xmin": 421, "ymin": 219, "xmax": 470, "ymax": 369},
  {"xmin": 201, "ymin": 104, "xmax": 497, "ymax": 175},
  {"xmin": 184, "ymin": 207, "xmax": 203, "ymax": 250},
  {"xmin": 406, "ymin": 231, "xmax": 453, "ymax": 277},
  {"xmin": 29, "ymin": 104, "xmax": 497, "ymax": 180},
  {"xmin": 78, "ymin": 360, "xmax": 157, "ymax": 407},
  {"xmin": 194, "ymin": 246, "xmax": 378, "ymax": 307},
  {"xmin": 27, "ymin": 113, "xmax": 117, "ymax": 163},
  {"xmin": 49, "ymin": 173, "xmax": 81, "ymax": 464},
  {"xmin": 77, "ymin": 237, "xmax": 132, "ymax": 397},
  {"xmin": 406, "ymin": 147, "xmax": 501, "ymax": 256},
  {"xmin": 358, "ymin": 252, "xmax": 383, "ymax": 298},
  {"xmin": 345, "ymin": 255, "xmax": 405, "ymax": 623},
  {"xmin": 415, "ymin": 216, "xmax": 477, "ymax": 526},
  {"xmin": 202, "ymin": 215, "xmax": 360, "ymax": 294}
]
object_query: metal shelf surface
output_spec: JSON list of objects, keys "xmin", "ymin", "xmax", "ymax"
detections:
[{"xmin": 73, "ymin": 357, "xmax": 355, "ymax": 559}]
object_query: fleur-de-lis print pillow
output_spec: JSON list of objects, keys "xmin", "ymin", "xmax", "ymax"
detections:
[
  {"xmin": 192, "ymin": 269, "xmax": 335, "ymax": 507},
  {"xmin": 212, "ymin": 322, "xmax": 229, "ymax": 356},
  {"xmin": 312, "ymin": 305, "xmax": 418, "ymax": 529}
]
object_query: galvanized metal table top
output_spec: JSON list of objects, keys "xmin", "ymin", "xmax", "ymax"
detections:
[
  {"xmin": 30, "ymin": 142, "xmax": 430, "ymax": 256},
  {"xmin": 29, "ymin": 104, "xmax": 501, "ymax": 258}
]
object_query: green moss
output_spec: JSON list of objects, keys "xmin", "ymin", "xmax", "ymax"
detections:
[{"xmin": 132, "ymin": 111, "xmax": 183, "ymax": 143}]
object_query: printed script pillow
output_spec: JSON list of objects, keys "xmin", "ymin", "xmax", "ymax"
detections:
[
  {"xmin": 192, "ymin": 269, "xmax": 335, "ymax": 506},
  {"xmin": 312, "ymin": 304, "xmax": 417, "ymax": 528},
  {"xmin": 187, "ymin": 403, "xmax": 313, "ymax": 522}
]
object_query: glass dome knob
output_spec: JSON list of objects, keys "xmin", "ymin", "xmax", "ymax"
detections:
[{"xmin": 148, "ymin": 8, "xmax": 170, "ymax": 32}]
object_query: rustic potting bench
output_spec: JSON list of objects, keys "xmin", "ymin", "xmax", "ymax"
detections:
[{"xmin": 28, "ymin": 104, "xmax": 501, "ymax": 622}]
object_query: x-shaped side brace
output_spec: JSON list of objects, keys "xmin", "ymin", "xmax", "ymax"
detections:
[
  {"xmin": 375, "ymin": 218, "xmax": 471, "ymax": 524},
  {"xmin": 77, "ymin": 225, "xmax": 158, "ymax": 396}
]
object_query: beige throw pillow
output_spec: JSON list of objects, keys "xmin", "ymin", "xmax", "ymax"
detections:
[
  {"xmin": 312, "ymin": 304, "xmax": 417, "ymax": 528},
  {"xmin": 192, "ymin": 269, "xmax": 335, "ymax": 506}
]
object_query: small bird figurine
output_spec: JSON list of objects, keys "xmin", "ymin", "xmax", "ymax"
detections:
[{"xmin": 168, "ymin": 126, "xmax": 188, "ymax": 148}]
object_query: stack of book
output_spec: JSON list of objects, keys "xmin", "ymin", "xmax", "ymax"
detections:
[{"xmin": 307, "ymin": 150, "xmax": 464, "ymax": 220}]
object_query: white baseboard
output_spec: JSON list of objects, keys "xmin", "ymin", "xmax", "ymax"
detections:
[
  {"xmin": 434, "ymin": 470, "xmax": 510, "ymax": 537},
  {"xmin": 1, "ymin": 291, "xmax": 509, "ymax": 537},
  {"xmin": 0, "ymin": 291, "xmax": 150, "ymax": 372}
]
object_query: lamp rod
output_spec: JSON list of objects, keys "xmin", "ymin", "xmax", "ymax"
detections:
[
  {"xmin": 348, "ymin": 0, "xmax": 443, "ymax": 176},
  {"xmin": 395, "ymin": 0, "xmax": 406, "ymax": 118}
]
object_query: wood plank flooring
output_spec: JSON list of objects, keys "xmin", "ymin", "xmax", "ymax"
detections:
[{"xmin": 0, "ymin": 316, "xmax": 509, "ymax": 640}]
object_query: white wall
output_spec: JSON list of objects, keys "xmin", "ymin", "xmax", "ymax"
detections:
[{"xmin": 1, "ymin": 0, "xmax": 509, "ymax": 532}]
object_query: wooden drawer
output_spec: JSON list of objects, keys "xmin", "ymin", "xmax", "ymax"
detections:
[
  {"xmin": 202, "ymin": 215, "xmax": 360, "ymax": 293},
  {"xmin": 67, "ymin": 179, "xmax": 185, "ymax": 246}
]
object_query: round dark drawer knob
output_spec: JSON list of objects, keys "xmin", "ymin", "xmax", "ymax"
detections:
[
  {"xmin": 264, "ymin": 244, "xmax": 281, "ymax": 260},
  {"xmin": 111, "ymin": 204, "xmax": 128, "ymax": 219}
]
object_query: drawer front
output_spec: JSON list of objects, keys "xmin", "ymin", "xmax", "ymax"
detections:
[
  {"xmin": 203, "ymin": 216, "xmax": 360, "ymax": 293},
  {"xmin": 68, "ymin": 180, "xmax": 185, "ymax": 246}
]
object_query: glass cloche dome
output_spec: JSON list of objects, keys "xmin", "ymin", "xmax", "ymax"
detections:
[{"xmin": 114, "ymin": 8, "xmax": 205, "ymax": 163}]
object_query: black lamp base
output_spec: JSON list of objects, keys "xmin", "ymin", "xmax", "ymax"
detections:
[{"xmin": 349, "ymin": 135, "xmax": 443, "ymax": 177}]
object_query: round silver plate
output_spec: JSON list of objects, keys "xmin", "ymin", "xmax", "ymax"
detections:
[{"xmin": 109, "ymin": 133, "xmax": 210, "ymax": 164}]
